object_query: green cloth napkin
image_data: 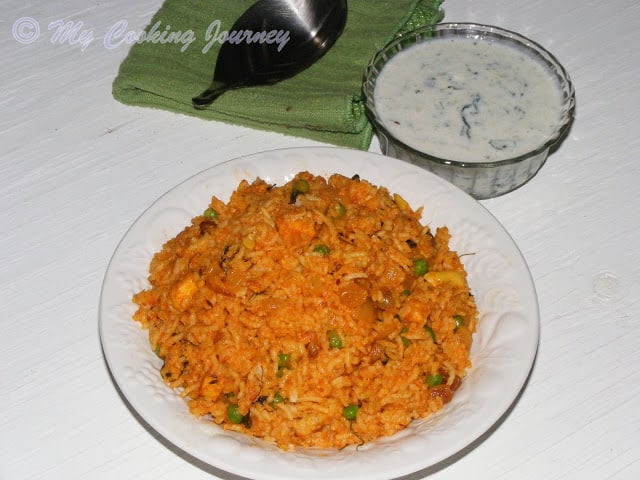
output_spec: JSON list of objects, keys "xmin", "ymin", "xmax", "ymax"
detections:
[{"xmin": 112, "ymin": 0, "xmax": 444, "ymax": 149}]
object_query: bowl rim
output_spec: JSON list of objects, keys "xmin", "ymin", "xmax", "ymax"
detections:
[{"xmin": 362, "ymin": 22, "xmax": 576, "ymax": 169}]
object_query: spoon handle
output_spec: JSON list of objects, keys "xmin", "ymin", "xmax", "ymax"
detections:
[{"xmin": 192, "ymin": 81, "xmax": 231, "ymax": 109}]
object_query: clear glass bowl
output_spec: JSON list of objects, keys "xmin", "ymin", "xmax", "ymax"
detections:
[{"xmin": 362, "ymin": 23, "xmax": 576, "ymax": 199}]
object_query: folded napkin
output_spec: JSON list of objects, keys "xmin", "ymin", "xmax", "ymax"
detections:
[{"xmin": 112, "ymin": 0, "xmax": 444, "ymax": 149}]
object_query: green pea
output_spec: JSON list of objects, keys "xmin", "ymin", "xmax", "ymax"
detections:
[
  {"xmin": 203, "ymin": 207, "xmax": 218, "ymax": 220},
  {"xmin": 277, "ymin": 353, "xmax": 291, "ymax": 377},
  {"xmin": 227, "ymin": 404, "xmax": 244, "ymax": 424},
  {"xmin": 343, "ymin": 404, "xmax": 359, "ymax": 421},
  {"xmin": 402, "ymin": 289, "xmax": 411, "ymax": 297},
  {"xmin": 399, "ymin": 326, "xmax": 411, "ymax": 346},
  {"xmin": 313, "ymin": 244, "xmax": 330, "ymax": 256},
  {"xmin": 328, "ymin": 331, "xmax": 343, "ymax": 349},
  {"xmin": 424, "ymin": 325, "xmax": 436, "ymax": 342},
  {"xmin": 278, "ymin": 353, "xmax": 291, "ymax": 368},
  {"xmin": 454, "ymin": 315, "xmax": 464, "ymax": 329},
  {"xmin": 413, "ymin": 258, "xmax": 429, "ymax": 276},
  {"xmin": 289, "ymin": 178, "xmax": 310, "ymax": 203},
  {"xmin": 269, "ymin": 392, "xmax": 285, "ymax": 408},
  {"xmin": 293, "ymin": 179, "xmax": 310, "ymax": 193},
  {"xmin": 333, "ymin": 202, "xmax": 346, "ymax": 216},
  {"xmin": 426, "ymin": 373, "xmax": 443, "ymax": 387}
]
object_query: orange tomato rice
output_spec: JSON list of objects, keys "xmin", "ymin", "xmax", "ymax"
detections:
[{"xmin": 132, "ymin": 172, "xmax": 478, "ymax": 450}]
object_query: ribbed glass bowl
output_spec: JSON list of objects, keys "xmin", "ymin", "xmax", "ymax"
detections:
[{"xmin": 362, "ymin": 23, "xmax": 576, "ymax": 199}]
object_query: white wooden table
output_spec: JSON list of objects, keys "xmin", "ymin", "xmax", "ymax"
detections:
[{"xmin": 2, "ymin": 0, "xmax": 639, "ymax": 479}]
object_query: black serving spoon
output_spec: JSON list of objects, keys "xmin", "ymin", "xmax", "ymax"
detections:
[{"xmin": 192, "ymin": 0, "xmax": 348, "ymax": 108}]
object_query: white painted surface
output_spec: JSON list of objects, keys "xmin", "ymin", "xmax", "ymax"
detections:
[{"xmin": 1, "ymin": 1, "xmax": 638, "ymax": 479}]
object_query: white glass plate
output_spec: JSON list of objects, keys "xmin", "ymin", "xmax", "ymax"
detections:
[{"xmin": 99, "ymin": 146, "xmax": 539, "ymax": 480}]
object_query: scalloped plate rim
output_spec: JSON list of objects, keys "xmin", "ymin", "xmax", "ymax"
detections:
[{"xmin": 99, "ymin": 146, "xmax": 539, "ymax": 480}]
